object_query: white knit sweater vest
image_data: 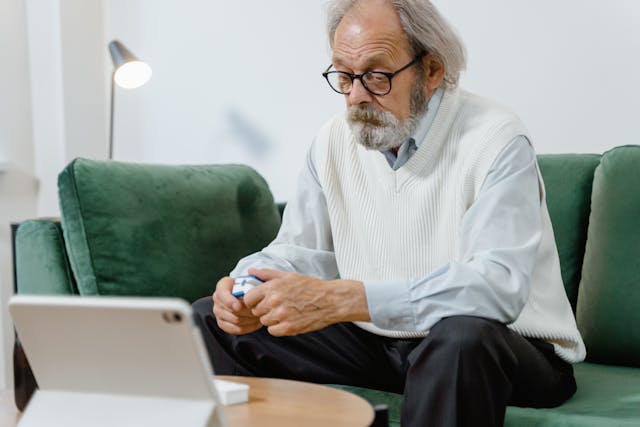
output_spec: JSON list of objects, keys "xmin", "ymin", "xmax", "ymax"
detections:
[{"xmin": 314, "ymin": 88, "xmax": 585, "ymax": 363}]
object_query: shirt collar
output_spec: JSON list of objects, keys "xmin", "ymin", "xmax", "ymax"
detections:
[
  {"xmin": 382, "ymin": 86, "xmax": 444, "ymax": 169},
  {"xmin": 412, "ymin": 86, "xmax": 444, "ymax": 149}
]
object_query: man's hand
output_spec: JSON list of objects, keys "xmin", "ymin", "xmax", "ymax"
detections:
[
  {"xmin": 212, "ymin": 276, "xmax": 262, "ymax": 335},
  {"xmin": 243, "ymin": 268, "xmax": 370, "ymax": 337}
]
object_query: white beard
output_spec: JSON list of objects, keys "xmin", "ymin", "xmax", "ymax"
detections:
[
  {"xmin": 346, "ymin": 105, "xmax": 418, "ymax": 151},
  {"xmin": 346, "ymin": 75, "xmax": 429, "ymax": 152}
]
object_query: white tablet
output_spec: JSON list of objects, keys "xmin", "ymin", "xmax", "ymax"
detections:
[{"xmin": 9, "ymin": 295, "xmax": 228, "ymax": 427}]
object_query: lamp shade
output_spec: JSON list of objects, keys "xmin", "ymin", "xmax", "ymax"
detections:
[{"xmin": 108, "ymin": 40, "xmax": 152, "ymax": 89}]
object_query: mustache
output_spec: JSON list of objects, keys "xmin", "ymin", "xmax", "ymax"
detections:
[{"xmin": 347, "ymin": 105, "xmax": 395, "ymax": 127}]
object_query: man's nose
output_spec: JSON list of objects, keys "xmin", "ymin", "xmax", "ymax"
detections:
[{"xmin": 348, "ymin": 78, "xmax": 374, "ymax": 105}]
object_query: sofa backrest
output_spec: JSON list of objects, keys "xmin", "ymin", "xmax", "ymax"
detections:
[
  {"xmin": 58, "ymin": 159, "xmax": 281, "ymax": 303},
  {"xmin": 539, "ymin": 147, "xmax": 640, "ymax": 367},
  {"xmin": 537, "ymin": 153, "xmax": 601, "ymax": 313},
  {"xmin": 575, "ymin": 146, "xmax": 640, "ymax": 367}
]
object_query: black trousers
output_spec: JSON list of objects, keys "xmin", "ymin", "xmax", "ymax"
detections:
[{"xmin": 192, "ymin": 297, "xmax": 576, "ymax": 427}]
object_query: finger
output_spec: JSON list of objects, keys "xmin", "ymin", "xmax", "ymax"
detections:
[
  {"xmin": 249, "ymin": 268, "xmax": 287, "ymax": 282},
  {"xmin": 250, "ymin": 295, "xmax": 276, "ymax": 317},
  {"xmin": 259, "ymin": 303, "xmax": 290, "ymax": 327},
  {"xmin": 234, "ymin": 304, "xmax": 258, "ymax": 318},
  {"xmin": 267, "ymin": 322, "xmax": 295, "ymax": 337},
  {"xmin": 230, "ymin": 308, "xmax": 258, "ymax": 322},
  {"xmin": 214, "ymin": 304, "xmax": 260, "ymax": 326},
  {"xmin": 213, "ymin": 295, "xmax": 256, "ymax": 320},
  {"xmin": 259, "ymin": 311, "xmax": 279, "ymax": 327},
  {"xmin": 230, "ymin": 315, "xmax": 263, "ymax": 327},
  {"xmin": 217, "ymin": 318, "xmax": 262, "ymax": 335},
  {"xmin": 213, "ymin": 290, "xmax": 242, "ymax": 313},
  {"xmin": 214, "ymin": 276, "xmax": 242, "ymax": 311},
  {"xmin": 242, "ymin": 285, "xmax": 267, "ymax": 309},
  {"xmin": 213, "ymin": 303, "xmax": 238, "ymax": 324}
]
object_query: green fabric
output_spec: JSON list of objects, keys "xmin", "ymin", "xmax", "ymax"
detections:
[
  {"xmin": 505, "ymin": 363, "xmax": 640, "ymax": 426},
  {"xmin": 576, "ymin": 145, "xmax": 640, "ymax": 367},
  {"xmin": 15, "ymin": 219, "xmax": 77, "ymax": 295},
  {"xmin": 537, "ymin": 154, "xmax": 601, "ymax": 312},
  {"xmin": 330, "ymin": 385, "xmax": 403, "ymax": 427},
  {"xmin": 58, "ymin": 159, "xmax": 281, "ymax": 302},
  {"xmin": 331, "ymin": 363, "xmax": 640, "ymax": 427}
]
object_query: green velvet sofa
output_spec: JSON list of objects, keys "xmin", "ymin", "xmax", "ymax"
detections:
[{"xmin": 12, "ymin": 146, "xmax": 640, "ymax": 426}]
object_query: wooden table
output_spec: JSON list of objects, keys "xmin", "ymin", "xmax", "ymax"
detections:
[{"xmin": 1, "ymin": 376, "xmax": 374, "ymax": 427}]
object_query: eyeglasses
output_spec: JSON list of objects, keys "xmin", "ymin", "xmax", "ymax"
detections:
[{"xmin": 322, "ymin": 51, "xmax": 426, "ymax": 96}]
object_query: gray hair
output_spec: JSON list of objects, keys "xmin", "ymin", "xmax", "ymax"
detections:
[{"xmin": 326, "ymin": 0, "xmax": 467, "ymax": 87}]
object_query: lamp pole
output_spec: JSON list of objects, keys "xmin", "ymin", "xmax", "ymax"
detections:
[
  {"xmin": 107, "ymin": 40, "xmax": 151, "ymax": 161},
  {"xmin": 109, "ymin": 69, "xmax": 115, "ymax": 160}
]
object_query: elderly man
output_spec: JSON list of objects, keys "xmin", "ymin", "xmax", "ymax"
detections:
[{"xmin": 192, "ymin": 0, "xmax": 585, "ymax": 425}]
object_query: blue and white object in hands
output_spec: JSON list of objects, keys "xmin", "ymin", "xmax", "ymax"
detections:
[{"xmin": 232, "ymin": 275, "xmax": 264, "ymax": 298}]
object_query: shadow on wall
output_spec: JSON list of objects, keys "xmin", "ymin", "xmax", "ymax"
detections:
[{"xmin": 224, "ymin": 109, "xmax": 273, "ymax": 158}]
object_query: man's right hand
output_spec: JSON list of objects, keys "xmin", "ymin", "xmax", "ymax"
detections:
[{"xmin": 212, "ymin": 276, "xmax": 263, "ymax": 335}]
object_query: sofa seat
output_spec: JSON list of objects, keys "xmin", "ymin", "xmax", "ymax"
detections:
[{"xmin": 332, "ymin": 362, "xmax": 640, "ymax": 426}]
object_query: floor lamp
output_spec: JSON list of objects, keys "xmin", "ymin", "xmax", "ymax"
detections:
[{"xmin": 108, "ymin": 40, "xmax": 152, "ymax": 160}]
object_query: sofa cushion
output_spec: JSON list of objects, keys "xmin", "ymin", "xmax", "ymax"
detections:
[
  {"xmin": 537, "ymin": 154, "xmax": 600, "ymax": 312},
  {"xmin": 505, "ymin": 362, "xmax": 640, "ymax": 426},
  {"xmin": 333, "ymin": 363, "xmax": 640, "ymax": 427},
  {"xmin": 15, "ymin": 219, "xmax": 77, "ymax": 295},
  {"xmin": 576, "ymin": 145, "xmax": 640, "ymax": 367},
  {"xmin": 58, "ymin": 159, "xmax": 281, "ymax": 302}
]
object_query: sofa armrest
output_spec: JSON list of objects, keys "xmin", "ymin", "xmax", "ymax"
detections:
[
  {"xmin": 13, "ymin": 218, "xmax": 77, "ymax": 411},
  {"xmin": 15, "ymin": 218, "xmax": 77, "ymax": 295}
]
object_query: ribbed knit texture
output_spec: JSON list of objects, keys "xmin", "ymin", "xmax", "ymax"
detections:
[{"xmin": 315, "ymin": 88, "xmax": 586, "ymax": 363}]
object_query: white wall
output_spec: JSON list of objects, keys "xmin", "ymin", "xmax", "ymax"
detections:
[
  {"xmin": 0, "ymin": 0, "xmax": 107, "ymax": 391},
  {"xmin": 27, "ymin": 0, "xmax": 107, "ymax": 217},
  {"xmin": 435, "ymin": 0, "xmax": 640, "ymax": 156},
  {"xmin": 104, "ymin": 0, "xmax": 343, "ymax": 202},
  {"xmin": 25, "ymin": 0, "xmax": 67, "ymax": 217},
  {"xmin": 0, "ymin": 1, "xmax": 35, "ymax": 172},
  {"xmin": 104, "ymin": 0, "xmax": 640, "ymax": 203},
  {"xmin": 0, "ymin": 0, "xmax": 38, "ymax": 391}
]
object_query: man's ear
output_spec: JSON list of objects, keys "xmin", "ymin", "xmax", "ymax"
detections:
[{"xmin": 423, "ymin": 54, "xmax": 445, "ymax": 91}]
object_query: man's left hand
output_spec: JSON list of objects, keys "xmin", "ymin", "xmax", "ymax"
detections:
[{"xmin": 242, "ymin": 268, "xmax": 370, "ymax": 336}]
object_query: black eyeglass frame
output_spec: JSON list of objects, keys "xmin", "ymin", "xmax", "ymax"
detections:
[{"xmin": 322, "ymin": 51, "xmax": 427, "ymax": 96}]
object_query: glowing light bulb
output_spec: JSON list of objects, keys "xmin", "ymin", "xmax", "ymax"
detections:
[{"xmin": 114, "ymin": 61, "xmax": 152, "ymax": 89}]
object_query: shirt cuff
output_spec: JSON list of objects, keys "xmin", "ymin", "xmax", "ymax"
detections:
[
  {"xmin": 229, "ymin": 259, "xmax": 283, "ymax": 278},
  {"xmin": 363, "ymin": 279, "xmax": 416, "ymax": 331}
]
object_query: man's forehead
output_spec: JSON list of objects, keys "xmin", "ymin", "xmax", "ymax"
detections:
[{"xmin": 332, "ymin": 45, "xmax": 399, "ymax": 69}]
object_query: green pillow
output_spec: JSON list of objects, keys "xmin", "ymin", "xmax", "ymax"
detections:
[
  {"xmin": 577, "ymin": 146, "xmax": 640, "ymax": 367},
  {"xmin": 58, "ymin": 159, "xmax": 281, "ymax": 302}
]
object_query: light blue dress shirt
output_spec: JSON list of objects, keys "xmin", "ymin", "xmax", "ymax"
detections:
[{"xmin": 231, "ymin": 88, "xmax": 542, "ymax": 332}]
